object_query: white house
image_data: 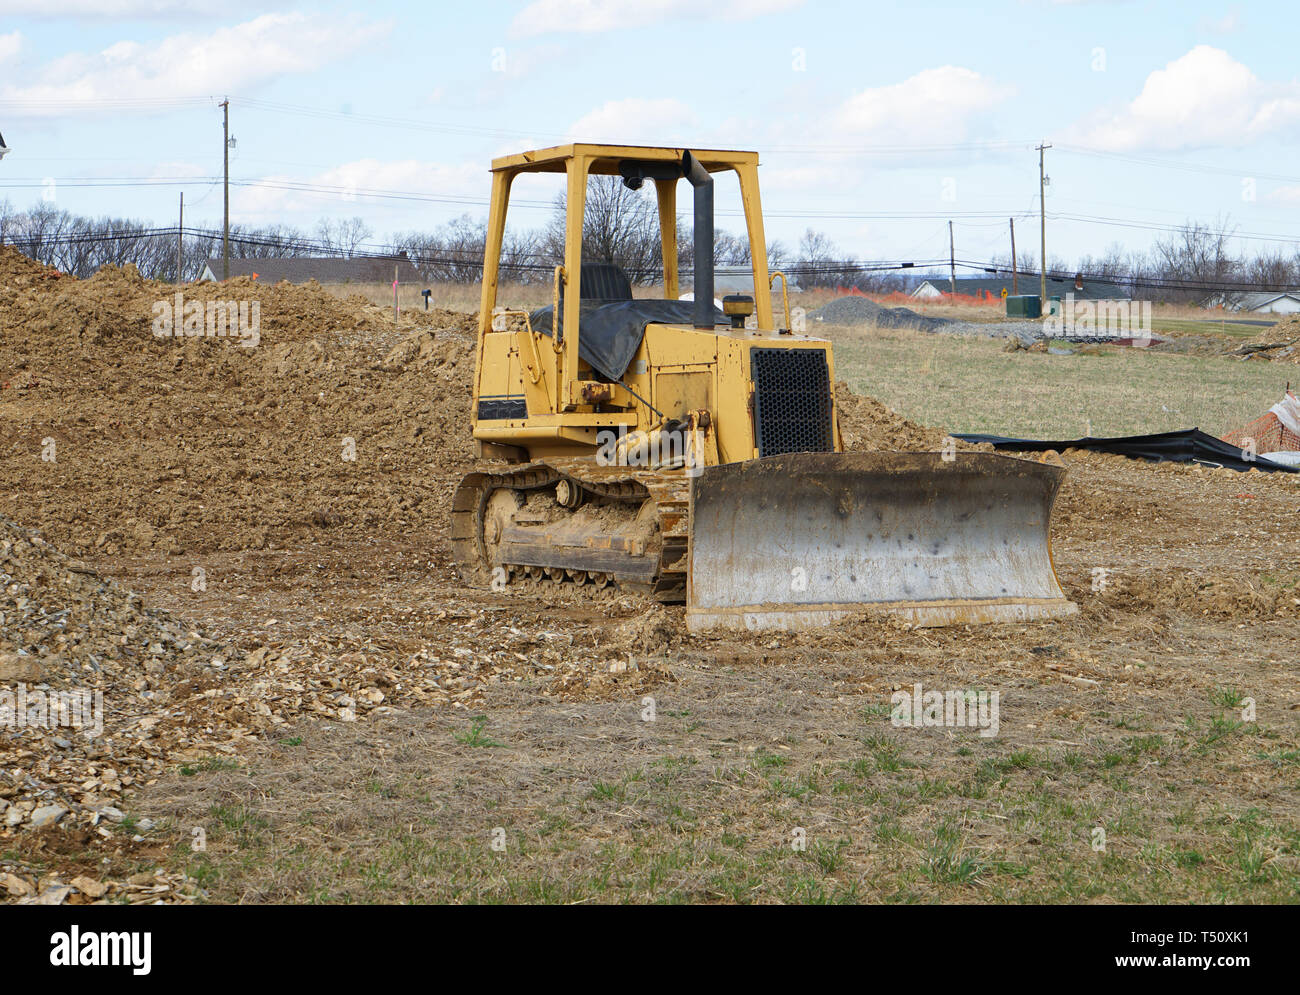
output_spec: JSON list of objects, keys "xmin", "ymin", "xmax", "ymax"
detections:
[{"xmin": 1216, "ymin": 291, "xmax": 1300, "ymax": 314}]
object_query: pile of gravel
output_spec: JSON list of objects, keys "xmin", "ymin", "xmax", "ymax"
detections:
[
  {"xmin": 809, "ymin": 296, "xmax": 950, "ymax": 332},
  {"xmin": 806, "ymin": 295, "xmax": 1088, "ymax": 346},
  {"xmin": 0, "ymin": 517, "xmax": 221, "ymax": 688}
]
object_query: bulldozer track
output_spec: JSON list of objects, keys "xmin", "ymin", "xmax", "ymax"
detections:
[{"xmin": 450, "ymin": 459, "xmax": 691, "ymax": 603}]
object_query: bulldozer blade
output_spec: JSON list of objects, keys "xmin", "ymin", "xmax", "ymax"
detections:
[{"xmin": 685, "ymin": 452, "xmax": 1077, "ymax": 632}]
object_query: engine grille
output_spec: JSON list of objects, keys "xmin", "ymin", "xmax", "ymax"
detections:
[{"xmin": 750, "ymin": 347, "xmax": 834, "ymax": 457}]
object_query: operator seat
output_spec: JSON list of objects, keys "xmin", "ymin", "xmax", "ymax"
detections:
[{"xmin": 578, "ymin": 262, "xmax": 633, "ymax": 302}]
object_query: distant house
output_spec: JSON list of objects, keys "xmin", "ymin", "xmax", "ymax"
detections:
[
  {"xmin": 1211, "ymin": 291, "xmax": 1300, "ymax": 314},
  {"xmin": 911, "ymin": 274, "xmax": 1130, "ymax": 302},
  {"xmin": 681, "ymin": 266, "xmax": 803, "ymax": 297},
  {"xmin": 199, "ymin": 254, "xmax": 423, "ymax": 285}
]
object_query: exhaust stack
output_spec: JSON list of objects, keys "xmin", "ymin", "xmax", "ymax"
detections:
[{"xmin": 682, "ymin": 150, "xmax": 713, "ymax": 329}]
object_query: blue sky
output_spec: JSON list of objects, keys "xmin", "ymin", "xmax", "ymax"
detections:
[{"xmin": 1, "ymin": 0, "xmax": 1298, "ymax": 270}]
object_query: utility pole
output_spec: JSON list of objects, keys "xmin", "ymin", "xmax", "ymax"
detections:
[
  {"xmin": 221, "ymin": 98, "xmax": 230, "ymax": 281},
  {"xmin": 0, "ymin": 130, "xmax": 7, "ymax": 247},
  {"xmin": 176, "ymin": 192, "xmax": 184, "ymax": 285},
  {"xmin": 1037, "ymin": 142, "xmax": 1051, "ymax": 309},
  {"xmin": 1009, "ymin": 217, "xmax": 1018, "ymax": 295},
  {"xmin": 948, "ymin": 220, "xmax": 956, "ymax": 295}
]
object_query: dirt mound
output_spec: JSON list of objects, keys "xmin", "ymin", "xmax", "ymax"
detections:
[
  {"xmin": 835, "ymin": 382, "xmax": 955, "ymax": 451},
  {"xmin": 1100, "ymin": 567, "xmax": 1299, "ymax": 619},
  {"xmin": 382, "ymin": 326, "xmax": 470, "ymax": 370},
  {"xmin": 0, "ymin": 254, "xmax": 481, "ymax": 557},
  {"xmin": 403, "ymin": 306, "xmax": 480, "ymax": 333},
  {"xmin": 1233, "ymin": 315, "xmax": 1300, "ymax": 363},
  {"xmin": 1266, "ymin": 314, "xmax": 1300, "ymax": 338},
  {"xmin": 0, "ymin": 244, "xmax": 63, "ymax": 284},
  {"xmin": 1, "ymin": 248, "xmax": 417, "ymax": 353},
  {"xmin": 609, "ymin": 605, "xmax": 677, "ymax": 655}
]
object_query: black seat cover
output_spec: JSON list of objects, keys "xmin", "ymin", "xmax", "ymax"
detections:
[
  {"xmin": 579, "ymin": 263, "xmax": 633, "ymax": 302},
  {"xmin": 532, "ymin": 263, "xmax": 720, "ymax": 381},
  {"xmin": 531, "ymin": 299, "xmax": 723, "ymax": 381}
]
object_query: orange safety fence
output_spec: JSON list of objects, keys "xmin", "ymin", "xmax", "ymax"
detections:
[
  {"xmin": 1221, "ymin": 391, "xmax": 1300, "ymax": 453},
  {"xmin": 829, "ymin": 288, "xmax": 1004, "ymax": 307}
]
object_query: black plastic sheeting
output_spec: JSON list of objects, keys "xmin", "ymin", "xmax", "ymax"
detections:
[
  {"xmin": 954, "ymin": 428, "xmax": 1297, "ymax": 473},
  {"xmin": 530, "ymin": 300, "xmax": 721, "ymax": 381}
]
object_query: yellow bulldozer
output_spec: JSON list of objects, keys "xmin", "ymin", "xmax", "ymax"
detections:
[{"xmin": 451, "ymin": 144, "xmax": 1076, "ymax": 631}]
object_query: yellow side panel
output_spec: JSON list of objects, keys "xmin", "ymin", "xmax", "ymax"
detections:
[
  {"xmin": 654, "ymin": 371, "xmax": 711, "ymax": 421},
  {"xmin": 643, "ymin": 324, "xmax": 718, "ymax": 366},
  {"xmin": 715, "ymin": 339, "xmax": 756, "ymax": 463},
  {"xmin": 476, "ymin": 335, "xmax": 524, "ymax": 397}
]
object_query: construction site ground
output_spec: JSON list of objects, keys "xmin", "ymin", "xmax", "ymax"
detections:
[{"xmin": 2, "ymin": 250, "xmax": 1297, "ymax": 903}]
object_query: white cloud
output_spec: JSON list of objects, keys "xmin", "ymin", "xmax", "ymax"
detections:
[
  {"xmin": 0, "ymin": 1, "xmax": 266, "ymax": 15},
  {"xmin": 0, "ymin": 31, "xmax": 21, "ymax": 61},
  {"xmin": 511, "ymin": 0, "xmax": 802, "ymax": 38},
  {"xmin": 566, "ymin": 98, "xmax": 699, "ymax": 144},
  {"xmin": 1071, "ymin": 46, "xmax": 1300, "ymax": 151},
  {"xmin": 832, "ymin": 66, "xmax": 1014, "ymax": 144},
  {"xmin": 0, "ymin": 13, "xmax": 388, "ymax": 114},
  {"xmin": 1266, "ymin": 185, "xmax": 1300, "ymax": 204}
]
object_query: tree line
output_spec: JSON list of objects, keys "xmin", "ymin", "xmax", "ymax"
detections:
[
  {"xmin": 2, "ymin": 188, "xmax": 1296, "ymax": 303},
  {"xmin": 988, "ymin": 216, "xmax": 1299, "ymax": 303}
]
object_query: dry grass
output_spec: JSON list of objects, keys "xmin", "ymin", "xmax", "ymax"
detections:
[
  {"xmin": 317, "ymin": 281, "xmax": 432, "ymax": 312},
  {"xmin": 824, "ymin": 323, "xmax": 1290, "ymax": 439},
  {"xmin": 327, "ymin": 280, "xmax": 554, "ymax": 314}
]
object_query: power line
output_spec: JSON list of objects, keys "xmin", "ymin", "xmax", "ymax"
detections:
[
  {"xmin": 10, "ymin": 93, "xmax": 1300, "ymax": 193},
  {"xmin": 7, "ymin": 177, "xmax": 1300, "ymax": 252},
  {"xmin": 1057, "ymin": 144, "xmax": 1300, "ymax": 186},
  {"xmin": 12, "ymin": 173, "xmax": 1290, "ymax": 237}
]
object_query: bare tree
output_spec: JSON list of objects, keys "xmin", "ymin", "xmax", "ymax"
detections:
[
  {"xmin": 793, "ymin": 228, "xmax": 865, "ymax": 288},
  {"xmin": 542, "ymin": 176, "xmax": 664, "ymax": 282},
  {"xmin": 1242, "ymin": 250, "xmax": 1295, "ymax": 293},
  {"xmin": 314, "ymin": 216, "xmax": 373, "ymax": 258},
  {"xmin": 1149, "ymin": 216, "xmax": 1239, "ymax": 302}
]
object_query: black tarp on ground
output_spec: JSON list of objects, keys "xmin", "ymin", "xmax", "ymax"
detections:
[
  {"xmin": 954, "ymin": 428, "xmax": 1297, "ymax": 473},
  {"xmin": 530, "ymin": 300, "xmax": 721, "ymax": 381}
]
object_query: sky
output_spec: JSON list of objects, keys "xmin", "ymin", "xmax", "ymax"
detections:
[{"xmin": 1, "ymin": 0, "xmax": 1298, "ymax": 273}]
